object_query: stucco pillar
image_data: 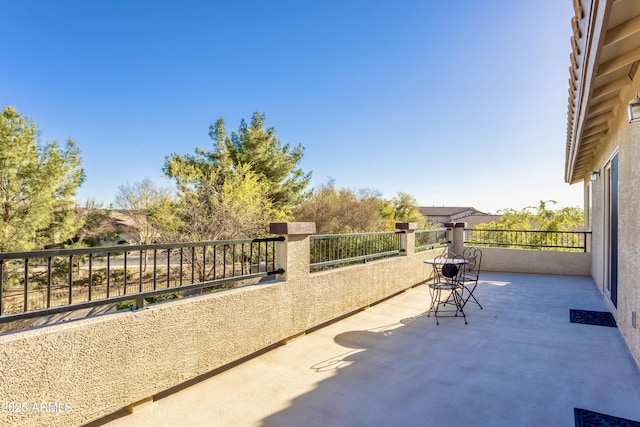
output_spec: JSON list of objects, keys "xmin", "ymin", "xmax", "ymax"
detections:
[
  {"xmin": 444, "ymin": 222, "xmax": 467, "ymax": 254},
  {"xmin": 396, "ymin": 222, "xmax": 418, "ymax": 255},
  {"xmin": 269, "ymin": 222, "xmax": 316, "ymax": 281}
]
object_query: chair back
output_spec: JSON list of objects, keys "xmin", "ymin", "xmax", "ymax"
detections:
[
  {"xmin": 459, "ymin": 248, "xmax": 483, "ymax": 309},
  {"xmin": 452, "ymin": 254, "xmax": 466, "ymax": 282},
  {"xmin": 464, "ymin": 248, "xmax": 482, "ymax": 277},
  {"xmin": 462, "ymin": 247, "xmax": 473, "ymax": 259}
]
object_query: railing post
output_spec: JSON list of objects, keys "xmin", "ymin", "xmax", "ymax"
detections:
[
  {"xmin": 585, "ymin": 231, "xmax": 591, "ymax": 253},
  {"xmin": 269, "ymin": 222, "xmax": 316, "ymax": 280},
  {"xmin": 444, "ymin": 222, "xmax": 467, "ymax": 254},
  {"xmin": 396, "ymin": 222, "xmax": 418, "ymax": 255}
]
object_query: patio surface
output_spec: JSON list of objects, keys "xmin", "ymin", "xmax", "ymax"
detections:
[{"xmin": 94, "ymin": 272, "xmax": 640, "ymax": 427}]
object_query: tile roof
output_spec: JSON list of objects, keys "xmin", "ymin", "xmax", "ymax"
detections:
[{"xmin": 417, "ymin": 206, "xmax": 484, "ymax": 217}]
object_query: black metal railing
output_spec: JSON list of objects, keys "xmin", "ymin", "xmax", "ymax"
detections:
[
  {"xmin": 415, "ymin": 228, "xmax": 449, "ymax": 252},
  {"xmin": 464, "ymin": 229, "xmax": 591, "ymax": 252},
  {"xmin": 310, "ymin": 231, "xmax": 403, "ymax": 272},
  {"xmin": 0, "ymin": 237, "xmax": 284, "ymax": 323}
]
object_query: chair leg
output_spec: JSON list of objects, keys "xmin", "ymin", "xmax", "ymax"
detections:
[
  {"xmin": 467, "ymin": 292, "xmax": 483, "ymax": 309},
  {"xmin": 427, "ymin": 288, "xmax": 441, "ymax": 325},
  {"xmin": 461, "ymin": 282, "xmax": 483, "ymax": 309},
  {"xmin": 453, "ymin": 290, "xmax": 467, "ymax": 324},
  {"xmin": 428, "ymin": 286, "xmax": 467, "ymax": 325}
]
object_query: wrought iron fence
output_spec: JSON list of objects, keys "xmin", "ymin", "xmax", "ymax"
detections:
[
  {"xmin": 0, "ymin": 237, "xmax": 284, "ymax": 323},
  {"xmin": 310, "ymin": 231, "xmax": 403, "ymax": 272},
  {"xmin": 464, "ymin": 229, "xmax": 591, "ymax": 252},
  {"xmin": 415, "ymin": 228, "xmax": 449, "ymax": 252}
]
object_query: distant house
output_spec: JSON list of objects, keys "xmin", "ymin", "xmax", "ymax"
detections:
[
  {"xmin": 417, "ymin": 206, "xmax": 501, "ymax": 228},
  {"xmin": 75, "ymin": 208, "xmax": 139, "ymax": 246}
]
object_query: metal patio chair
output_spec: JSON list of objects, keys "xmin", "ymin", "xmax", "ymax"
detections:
[{"xmin": 459, "ymin": 247, "xmax": 483, "ymax": 309}]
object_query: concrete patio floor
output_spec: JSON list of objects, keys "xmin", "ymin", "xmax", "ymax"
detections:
[{"xmin": 92, "ymin": 272, "xmax": 640, "ymax": 427}]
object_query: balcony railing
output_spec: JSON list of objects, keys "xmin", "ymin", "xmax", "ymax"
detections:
[
  {"xmin": 464, "ymin": 229, "xmax": 592, "ymax": 252},
  {"xmin": 415, "ymin": 228, "xmax": 448, "ymax": 252},
  {"xmin": 0, "ymin": 226, "xmax": 590, "ymax": 325},
  {"xmin": 0, "ymin": 237, "xmax": 284, "ymax": 323},
  {"xmin": 310, "ymin": 231, "xmax": 403, "ymax": 272}
]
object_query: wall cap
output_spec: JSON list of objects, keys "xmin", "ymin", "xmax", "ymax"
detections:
[
  {"xmin": 395, "ymin": 222, "xmax": 419, "ymax": 230},
  {"xmin": 269, "ymin": 222, "xmax": 317, "ymax": 235}
]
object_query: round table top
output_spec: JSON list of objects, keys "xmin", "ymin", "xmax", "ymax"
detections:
[{"xmin": 423, "ymin": 258, "xmax": 468, "ymax": 265}]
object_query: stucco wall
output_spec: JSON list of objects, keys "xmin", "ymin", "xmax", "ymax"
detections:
[
  {"xmin": 449, "ymin": 225, "xmax": 591, "ymax": 276},
  {"xmin": 0, "ymin": 282, "xmax": 294, "ymax": 426},
  {"xmin": 478, "ymin": 247, "xmax": 591, "ymax": 276},
  {"xmin": 0, "ymin": 233, "xmax": 442, "ymax": 427},
  {"xmin": 582, "ymin": 67, "xmax": 640, "ymax": 369}
]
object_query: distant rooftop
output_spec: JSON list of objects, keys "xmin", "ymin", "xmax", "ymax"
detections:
[
  {"xmin": 418, "ymin": 206, "xmax": 486, "ymax": 217},
  {"xmin": 417, "ymin": 207, "xmax": 500, "ymax": 228}
]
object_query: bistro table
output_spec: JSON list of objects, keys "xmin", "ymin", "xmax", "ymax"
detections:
[
  {"xmin": 423, "ymin": 256, "xmax": 469, "ymax": 324},
  {"xmin": 423, "ymin": 257, "xmax": 469, "ymax": 280},
  {"xmin": 423, "ymin": 257, "xmax": 469, "ymax": 266}
]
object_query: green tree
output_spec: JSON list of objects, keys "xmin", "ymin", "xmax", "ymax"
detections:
[
  {"xmin": 295, "ymin": 183, "xmax": 428, "ymax": 233},
  {"xmin": 477, "ymin": 200, "xmax": 583, "ymax": 231},
  {"xmin": 380, "ymin": 192, "xmax": 426, "ymax": 230},
  {"xmin": 209, "ymin": 112, "xmax": 311, "ymax": 212},
  {"xmin": 163, "ymin": 111, "xmax": 310, "ymax": 240},
  {"xmin": 159, "ymin": 161, "xmax": 281, "ymax": 284},
  {"xmin": 294, "ymin": 181, "xmax": 385, "ymax": 233},
  {"xmin": 0, "ymin": 106, "xmax": 84, "ymax": 252},
  {"xmin": 472, "ymin": 200, "xmax": 584, "ymax": 249},
  {"xmin": 162, "ymin": 160, "xmax": 281, "ymax": 241}
]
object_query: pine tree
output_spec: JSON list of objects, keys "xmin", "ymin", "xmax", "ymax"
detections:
[
  {"xmin": 0, "ymin": 106, "xmax": 85, "ymax": 251},
  {"xmin": 162, "ymin": 112, "xmax": 307, "ymax": 240},
  {"xmin": 224, "ymin": 112, "xmax": 311, "ymax": 210}
]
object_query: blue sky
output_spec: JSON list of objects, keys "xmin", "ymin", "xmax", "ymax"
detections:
[{"xmin": 1, "ymin": 0, "xmax": 581, "ymax": 214}]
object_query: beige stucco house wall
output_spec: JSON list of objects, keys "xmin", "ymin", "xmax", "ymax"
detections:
[{"xmin": 565, "ymin": 0, "xmax": 640, "ymax": 367}]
